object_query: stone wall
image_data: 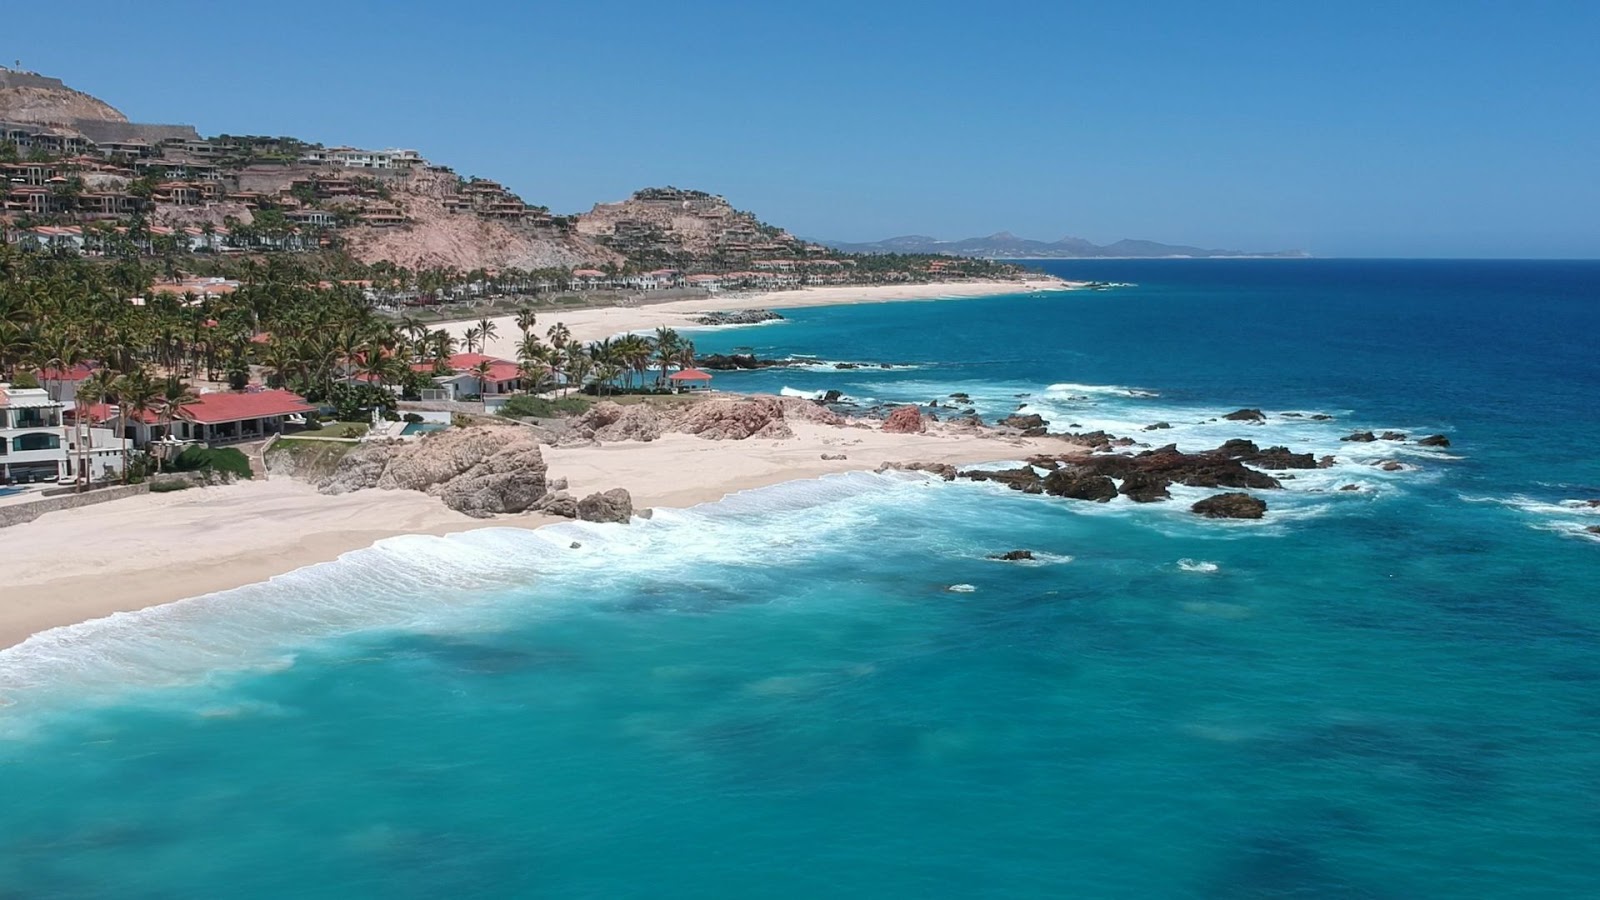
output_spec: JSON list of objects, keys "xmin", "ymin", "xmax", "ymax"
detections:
[
  {"xmin": 0, "ymin": 69, "xmax": 68, "ymax": 91},
  {"xmin": 72, "ymin": 120, "xmax": 199, "ymax": 144},
  {"xmin": 0, "ymin": 484, "xmax": 148, "ymax": 529}
]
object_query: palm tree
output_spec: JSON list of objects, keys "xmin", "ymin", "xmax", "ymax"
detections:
[
  {"xmin": 469, "ymin": 359, "xmax": 495, "ymax": 396},
  {"xmin": 75, "ymin": 367, "xmax": 119, "ymax": 486},
  {"xmin": 118, "ymin": 370, "xmax": 161, "ymax": 481},
  {"xmin": 476, "ymin": 316, "xmax": 499, "ymax": 354},
  {"xmin": 514, "ymin": 307, "xmax": 537, "ymax": 337},
  {"xmin": 155, "ymin": 377, "xmax": 197, "ymax": 472},
  {"xmin": 545, "ymin": 321, "xmax": 571, "ymax": 350},
  {"xmin": 653, "ymin": 327, "xmax": 681, "ymax": 388},
  {"xmin": 463, "ymin": 325, "xmax": 482, "ymax": 355}
]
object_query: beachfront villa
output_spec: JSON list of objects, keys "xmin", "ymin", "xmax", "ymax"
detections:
[
  {"xmin": 1, "ymin": 383, "xmax": 124, "ymax": 483},
  {"xmin": 414, "ymin": 353, "xmax": 526, "ymax": 400},
  {"xmin": 78, "ymin": 389, "xmax": 316, "ymax": 448}
]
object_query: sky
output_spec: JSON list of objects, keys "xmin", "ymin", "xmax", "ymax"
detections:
[{"xmin": 8, "ymin": 1, "xmax": 1598, "ymax": 257}]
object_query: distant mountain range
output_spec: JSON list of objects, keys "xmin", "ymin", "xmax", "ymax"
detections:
[{"xmin": 820, "ymin": 232, "xmax": 1309, "ymax": 259}]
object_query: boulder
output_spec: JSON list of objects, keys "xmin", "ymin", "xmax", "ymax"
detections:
[
  {"xmin": 1418, "ymin": 434, "xmax": 1451, "ymax": 447},
  {"xmin": 1223, "ymin": 408, "xmax": 1266, "ymax": 422},
  {"xmin": 577, "ymin": 488, "xmax": 634, "ymax": 523},
  {"xmin": 988, "ymin": 550, "xmax": 1036, "ymax": 561},
  {"xmin": 535, "ymin": 490, "xmax": 578, "ymax": 518},
  {"xmin": 1587, "ymin": 525, "xmax": 1600, "ymax": 536},
  {"xmin": 1144, "ymin": 421, "xmax": 1172, "ymax": 431},
  {"xmin": 1379, "ymin": 431, "xmax": 1407, "ymax": 441},
  {"xmin": 1192, "ymin": 493, "xmax": 1267, "ymax": 519},
  {"xmin": 695, "ymin": 353, "xmax": 780, "ymax": 370},
  {"xmin": 1341, "ymin": 431, "xmax": 1377, "ymax": 443},
  {"xmin": 672, "ymin": 397, "xmax": 794, "ymax": 440},
  {"xmin": 318, "ymin": 426, "xmax": 549, "ymax": 518},
  {"xmin": 692, "ymin": 309, "xmax": 784, "ymax": 326},
  {"xmin": 962, "ymin": 466, "xmax": 1043, "ymax": 493},
  {"xmin": 1042, "ymin": 468, "xmax": 1119, "ymax": 502},
  {"xmin": 1118, "ymin": 471, "xmax": 1172, "ymax": 503},
  {"xmin": 1310, "ymin": 414, "xmax": 1334, "ymax": 421},
  {"xmin": 821, "ymin": 453, "xmax": 848, "ymax": 461},
  {"xmin": 1339, "ymin": 484, "xmax": 1361, "ymax": 492},
  {"xmin": 882, "ymin": 405, "xmax": 927, "ymax": 434},
  {"xmin": 998, "ymin": 412, "xmax": 1047, "ymax": 434}
]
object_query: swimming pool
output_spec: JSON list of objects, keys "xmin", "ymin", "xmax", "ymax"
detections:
[{"xmin": 399, "ymin": 422, "xmax": 448, "ymax": 436}]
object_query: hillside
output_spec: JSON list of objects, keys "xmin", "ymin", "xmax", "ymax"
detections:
[
  {"xmin": 825, "ymin": 232, "xmax": 1309, "ymax": 259},
  {"xmin": 0, "ymin": 68, "xmax": 127, "ymax": 124},
  {"xmin": 576, "ymin": 187, "xmax": 822, "ymax": 268}
]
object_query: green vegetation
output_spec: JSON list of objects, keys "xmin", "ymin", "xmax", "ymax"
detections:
[
  {"xmin": 148, "ymin": 480, "xmax": 194, "ymax": 493},
  {"xmin": 496, "ymin": 394, "xmax": 592, "ymax": 419},
  {"xmin": 171, "ymin": 446, "xmax": 253, "ymax": 480},
  {"xmin": 292, "ymin": 420, "xmax": 370, "ymax": 438}
]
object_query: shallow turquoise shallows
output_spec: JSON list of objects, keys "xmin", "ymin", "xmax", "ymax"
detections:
[{"xmin": 3, "ymin": 260, "xmax": 1598, "ymax": 898}]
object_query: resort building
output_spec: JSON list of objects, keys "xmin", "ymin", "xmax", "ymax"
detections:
[
  {"xmin": 1, "ymin": 383, "xmax": 123, "ymax": 483},
  {"xmin": 81, "ymin": 389, "xmax": 317, "ymax": 448},
  {"xmin": 667, "ymin": 368, "xmax": 714, "ymax": 392},
  {"xmin": 414, "ymin": 353, "xmax": 525, "ymax": 400}
]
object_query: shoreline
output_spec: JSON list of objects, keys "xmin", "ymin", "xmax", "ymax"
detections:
[
  {"xmin": 2, "ymin": 422, "xmax": 1079, "ymax": 652},
  {"xmin": 456, "ymin": 277, "xmax": 1073, "ymax": 351},
  {"xmin": 1, "ymin": 279, "xmax": 1076, "ymax": 652}
]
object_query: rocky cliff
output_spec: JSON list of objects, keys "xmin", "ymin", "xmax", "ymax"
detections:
[
  {"xmin": 318, "ymin": 426, "xmax": 549, "ymax": 517},
  {"xmin": 0, "ymin": 69, "xmax": 126, "ymax": 124}
]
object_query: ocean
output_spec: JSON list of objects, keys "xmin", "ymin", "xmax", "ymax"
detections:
[{"xmin": 2, "ymin": 259, "xmax": 1598, "ymax": 897}]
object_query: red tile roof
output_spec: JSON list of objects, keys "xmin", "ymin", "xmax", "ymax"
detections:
[
  {"xmin": 668, "ymin": 368, "xmax": 713, "ymax": 381},
  {"xmin": 38, "ymin": 363, "xmax": 96, "ymax": 382},
  {"xmin": 179, "ymin": 390, "xmax": 315, "ymax": 424}
]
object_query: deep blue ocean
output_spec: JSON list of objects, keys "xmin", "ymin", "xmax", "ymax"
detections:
[{"xmin": 3, "ymin": 260, "xmax": 1598, "ymax": 898}]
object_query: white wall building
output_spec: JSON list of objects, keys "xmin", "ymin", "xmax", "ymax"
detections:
[{"xmin": 0, "ymin": 383, "xmax": 123, "ymax": 483}]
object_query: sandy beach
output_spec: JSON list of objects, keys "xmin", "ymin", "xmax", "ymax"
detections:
[
  {"xmin": 1, "ymin": 420, "xmax": 1077, "ymax": 649},
  {"xmin": 1, "ymin": 277, "xmax": 1079, "ymax": 649},
  {"xmin": 460, "ymin": 278, "xmax": 1070, "ymax": 354}
]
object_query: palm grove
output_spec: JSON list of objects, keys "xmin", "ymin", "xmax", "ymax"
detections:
[{"xmin": 0, "ymin": 245, "xmax": 700, "ymax": 481}]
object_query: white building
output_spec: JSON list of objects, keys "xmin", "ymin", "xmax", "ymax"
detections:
[
  {"xmin": 300, "ymin": 147, "xmax": 425, "ymax": 170},
  {"xmin": 0, "ymin": 383, "xmax": 123, "ymax": 483}
]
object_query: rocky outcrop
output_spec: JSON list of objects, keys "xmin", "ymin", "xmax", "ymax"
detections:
[
  {"xmin": 1223, "ymin": 408, "xmax": 1266, "ymax": 422},
  {"xmin": 998, "ymin": 412, "xmax": 1047, "ymax": 436},
  {"xmin": 882, "ymin": 405, "xmax": 927, "ymax": 434},
  {"xmin": 1192, "ymin": 493, "xmax": 1267, "ymax": 519},
  {"xmin": 534, "ymin": 491, "xmax": 579, "ymax": 518},
  {"xmin": 878, "ymin": 461, "xmax": 958, "ymax": 480},
  {"xmin": 1379, "ymin": 431, "xmax": 1407, "ymax": 441},
  {"xmin": 1418, "ymin": 434, "xmax": 1451, "ymax": 447},
  {"xmin": 1341, "ymin": 431, "xmax": 1377, "ymax": 443},
  {"xmin": 989, "ymin": 550, "xmax": 1035, "ymax": 561},
  {"xmin": 577, "ymin": 488, "xmax": 634, "ymax": 523},
  {"xmin": 695, "ymin": 353, "xmax": 788, "ymax": 370},
  {"xmin": 1210, "ymin": 439, "xmax": 1317, "ymax": 470},
  {"xmin": 1042, "ymin": 469, "xmax": 1119, "ymax": 502},
  {"xmin": 562, "ymin": 401, "xmax": 665, "ymax": 444},
  {"xmin": 691, "ymin": 309, "xmax": 785, "ymax": 326},
  {"xmin": 963, "ymin": 466, "xmax": 1044, "ymax": 493},
  {"xmin": 674, "ymin": 397, "xmax": 795, "ymax": 440},
  {"xmin": 318, "ymin": 426, "xmax": 548, "ymax": 518}
]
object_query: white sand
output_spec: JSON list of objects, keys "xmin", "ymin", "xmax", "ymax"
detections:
[
  {"xmin": 1, "ymin": 424, "xmax": 1076, "ymax": 649},
  {"xmin": 457, "ymin": 278, "xmax": 1072, "ymax": 354}
]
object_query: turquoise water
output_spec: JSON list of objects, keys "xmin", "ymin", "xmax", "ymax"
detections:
[{"xmin": 3, "ymin": 260, "xmax": 1599, "ymax": 897}]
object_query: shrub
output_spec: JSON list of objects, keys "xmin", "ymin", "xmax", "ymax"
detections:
[
  {"xmin": 10, "ymin": 370, "xmax": 40, "ymax": 388},
  {"xmin": 171, "ymin": 446, "xmax": 253, "ymax": 479},
  {"xmin": 149, "ymin": 480, "xmax": 193, "ymax": 493},
  {"xmin": 403, "ymin": 413, "xmax": 424, "ymax": 424},
  {"xmin": 496, "ymin": 394, "xmax": 592, "ymax": 419}
]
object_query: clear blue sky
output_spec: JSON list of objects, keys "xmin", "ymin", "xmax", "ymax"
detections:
[{"xmin": 9, "ymin": 1, "xmax": 1599, "ymax": 257}]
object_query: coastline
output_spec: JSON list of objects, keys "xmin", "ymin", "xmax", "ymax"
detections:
[
  {"xmin": 459, "ymin": 277, "xmax": 1071, "ymax": 352},
  {"xmin": 2, "ymin": 421, "xmax": 1079, "ymax": 652}
]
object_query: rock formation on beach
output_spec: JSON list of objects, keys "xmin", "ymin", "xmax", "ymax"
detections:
[
  {"xmin": 318, "ymin": 426, "xmax": 549, "ymax": 518},
  {"xmin": 559, "ymin": 397, "xmax": 847, "ymax": 445},
  {"xmin": 577, "ymin": 488, "xmax": 634, "ymax": 523},
  {"xmin": 882, "ymin": 406, "xmax": 927, "ymax": 434}
]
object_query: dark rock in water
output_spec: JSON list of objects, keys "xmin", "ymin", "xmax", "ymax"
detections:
[
  {"xmin": 834, "ymin": 362, "xmax": 860, "ymax": 370},
  {"xmin": 1144, "ymin": 421, "xmax": 1172, "ymax": 431},
  {"xmin": 1380, "ymin": 461, "xmax": 1404, "ymax": 472},
  {"xmin": 963, "ymin": 466, "xmax": 1044, "ymax": 493},
  {"xmin": 696, "ymin": 353, "xmax": 783, "ymax": 370},
  {"xmin": 1339, "ymin": 484, "xmax": 1361, "ymax": 491},
  {"xmin": 1042, "ymin": 468, "xmax": 1119, "ymax": 502},
  {"xmin": 998, "ymin": 413, "xmax": 1047, "ymax": 436},
  {"xmin": 949, "ymin": 392, "xmax": 971, "ymax": 403},
  {"xmin": 1253, "ymin": 445, "xmax": 1318, "ymax": 470},
  {"xmin": 988, "ymin": 550, "xmax": 1036, "ymax": 561},
  {"xmin": 1379, "ymin": 431, "xmax": 1408, "ymax": 441},
  {"xmin": 1054, "ymin": 430, "xmax": 1123, "ymax": 450},
  {"xmin": 1580, "ymin": 500, "xmax": 1600, "ymax": 508},
  {"xmin": 1099, "ymin": 444, "xmax": 1283, "ymax": 490},
  {"xmin": 1418, "ymin": 434, "xmax": 1451, "ymax": 447},
  {"xmin": 1310, "ymin": 414, "xmax": 1334, "ymax": 421},
  {"xmin": 1281, "ymin": 412, "xmax": 1304, "ymax": 418},
  {"xmin": 1192, "ymin": 493, "xmax": 1267, "ymax": 519},
  {"xmin": 570, "ymin": 541, "xmax": 582, "ymax": 549},
  {"xmin": 1026, "ymin": 455, "xmax": 1064, "ymax": 470},
  {"xmin": 878, "ymin": 461, "xmax": 957, "ymax": 481},
  {"xmin": 821, "ymin": 389, "xmax": 844, "ymax": 404},
  {"xmin": 692, "ymin": 308, "xmax": 784, "ymax": 326},
  {"xmin": 1342, "ymin": 431, "xmax": 1377, "ymax": 442},
  {"xmin": 1317, "ymin": 455, "xmax": 1337, "ymax": 468},
  {"xmin": 1587, "ymin": 525, "xmax": 1600, "ymax": 535},
  {"xmin": 1224, "ymin": 408, "xmax": 1266, "ymax": 422},
  {"xmin": 1119, "ymin": 470, "xmax": 1172, "ymax": 503}
]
